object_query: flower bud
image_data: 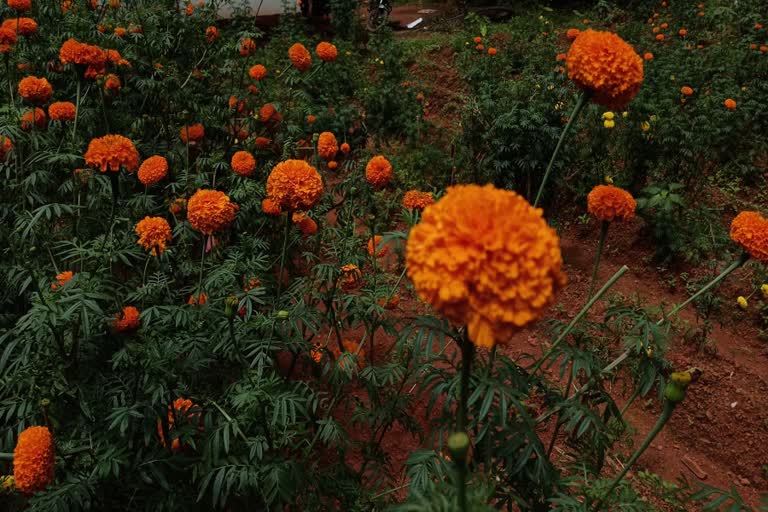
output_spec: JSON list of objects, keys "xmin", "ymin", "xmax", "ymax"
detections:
[
  {"xmin": 664, "ymin": 371, "xmax": 692, "ymax": 403},
  {"xmin": 276, "ymin": 310, "xmax": 290, "ymax": 320},
  {"xmin": 224, "ymin": 296, "xmax": 239, "ymax": 318},
  {"xmin": 447, "ymin": 431, "xmax": 470, "ymax": 462}
]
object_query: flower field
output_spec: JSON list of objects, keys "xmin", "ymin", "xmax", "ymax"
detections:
[{"xmin": 1, "ymin": 0, "xmax": 767, "ymax": 510}]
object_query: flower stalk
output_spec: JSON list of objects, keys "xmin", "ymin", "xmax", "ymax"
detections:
[{"xmin": 588, "ymin": 220, "xmax": 610, "ymax": 299}]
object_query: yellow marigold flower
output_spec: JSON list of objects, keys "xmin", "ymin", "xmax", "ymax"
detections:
[
  {"xmin": 138, "ymin": 155, "xmax": 168, "ymax": 186},
  {"xmin": 315, "ymin": 41, "xmax": 337, "ymax": 62},
  {"xmin": 603, "ymin": 119, "xmax": 615, "ymax": 129},
  {"xmin": 761, "ymin": 284, "xmax": 768, "ymax": 299},
  {"xmin": 288, "ymin": 42, "xmax": 311, "ymax": 71},
  {"xmin": 641, "ymin": 121, "xmax": 651, "ymax": 132},
  {"xmin": 730, "ymin": 211, "xmax": 768, "ymax": 263},
  {"xmin": 266, "ymin": 159, "xmax": 323, "ymax": 211},
  {"xmin": 84, "ymin": 134, "xmax": 140, "ymax": 173},
  {"xmin": 587, "ymin": 185, "xmax": 636, "ymax": 222},
  {"xmin": 0, "ymin": 475, "xmax": 14, "ymax": 493},
  {"xmin": 135, "ymin": 216, "xmax": 172, "ymax": 256},
  {"xmin": 406, "ymin": 184, "xmax": 565, "ymax": 349},
  {"xmin": 602, "ymin": 111, "xmax": 615, "ymax": 120},
  {"xmin": 317, "ymin": 132, "xmax": 338, "ymax": 161},
  {"xmin": 231, "ymin": 150, "xmax": 256, "ymax": 177},
  {"xmin": 365, "ymin": 155, "xmax": 393, "ymax": 189},
  {"xmin": 737, "ymin": 296, "xmax": 748, "ymax": 310},
  {"xmin": 402, "ymin": 190, "xmax": 435, "ymax": 211},
  {"xmin": 13, "ymin": 426, "xmax": 54, "ymax": 495},
  {"xmin": 187, "ymin": 189, "xmax": 238, "ymax": 235},
  {"xmin": 51, "ymin": 270, "xmax": 74, "ymax": 290},
  {"xmin": 566, "ymin": 29, "xmax": 644, "ymax": 110}
]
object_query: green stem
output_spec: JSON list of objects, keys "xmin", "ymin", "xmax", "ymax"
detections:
[
  {"xmin": 0, "ymin": 452, "xmax": 13, "ymax": 460},
  {"xmin": 618, "ymin": 386, "xmax": 641, "ymax": 419},
  {"xmin": 71, "ymin": 76, "xmax": 81, "ymax": 145},
  {"xmin": 591, "ymin": 400, "xmax": 677, "ymax": 512},
  {"xmin": 545, "ymin": 365, "xmax": 575, "ymax": 459},
  {"xmin": 665, "ymin": 254, "xmax": 747, "ymax": 319},
  {"xmin": 197, "ymin": 235, "xmax": 206, "ymax": 293},
  {"xmin": 458, "ymin": 332, "xmax": 474, "ymax": 432},
  {"xmin": 588, "ymin": 221, "xmax": 610, "ymax": 299},
  {"xmin": 530, "ymin": 265, "xmax": 629, "ymax": 376},
  {"xmin": 534, "ymin": 91, "xmax": 589, "ymax": 208}
]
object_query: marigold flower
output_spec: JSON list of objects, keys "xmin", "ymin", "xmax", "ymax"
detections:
[
  {"xmin": 724, "ymin": 98, "xmax": 736, "ymax": 110},
  {"xmin": 261, "ymin": 197, "xmax": 281, "ymax": 215},
  {"xmin": 1, "ymin": 17, "xmax": 37, "ymax": 36},
  {"xmin": 0, "ymin": 135, "xmax": 13, "ymax": 160},
  {"xmin": 340, "ymin": 142, "xmax": 350, "ymax": 154},
  {"xmin": 18, "ymin": 76, "xmax": 52, "ymax": 104},
  {"xmin": 185, "ymin": 3, "xmax": 194, "ymax": 15},
  {"xmin": 0, "ymin": 26, "xmax": 17, "ymax": 52},
  {"xmin": 104, "ymin": 73, "xmax": 121, "ymax": 91},
  {"xmin": 566, "ymin": 28, "xmax": 580, "ymax": 40},
  {"xmin": 112, "ymin": 305, "xmax": 140, "ymax": 333},
  {"xmin": 288, "ymin": 42, "xmax": 311, "ymax": 71},
  {"xmin": 317, "ymin": 132, "xmax": 338, "ymax": 161},
  {"xmin": 306, "ymin": 114, "xmax": 316, "ymax": 124},
  {"xmin": 239, "ymin": 37, "xmax": 256, "ymax": 56},
  {"xmin": 328, "ymin": 161, "xmax": 338, "ymax": 170},
  {"xmin": 58, "ymin": 38, "xmax": 106, "ymax": 70},
  {"xmin": 114, "ymin": 27, "xmax": 126, "ymax": 37},
  {"xmin": 187, "ymin": 189, "xmax": 238, "ymax": 235},
  {"xmin": 737, "ymin": 296, "xmax": 748, "ymax": 310},
  {"xmin": 678, "ymin": 28, "xmax": 687, "ymax": 36},
  {"xmin": 473, "ymin": 36, "xmax": 482, "ymax": 43},
  {"xmin": 266, "ymin": 159, "xmax": 323, "ymax": 211},
  {"xmin": 566, "ymin": 29, "xmax": 644, "ymax": 110},
  {"xmin": 315, "ymin": 41, "xmax": 337, "ymax": 62},
  {"xmin": 292, "ymin": 211, "xmax": 318, "ymax": 236},
  {"xmin": 378, "ymin": 293, "xmax": 400, "ymax": 310},
  {"xmin": 475, "ymin": 44, "xmax": 484, "ymax": 51},
  {"xmin": 248, "ymin": 63, "xmax": 266, "ymax": 80},
  {"xmin": 680, "ymin": 86, "xmax": 694, "ymax": 96},
  {"xmin": 84, "ymin": 134, "xmax": 140, "ymax": 172},
  {"xmin": 51, "ymin": 270, "xmax": 74, "ymax": 290},
  {"xmin": 488, "ymin": 47, "xmax": 497, "ymax": 55},
  {"xmin": 138, "ymin": 155, "xmax": 168, "ymax": 186},
  {"xmin": 761, "ymin": 284, "xmax": 768, "ymax": 299},
  {"xmin": 48, "ymin": 101, "xmax": 76, "ymax": 122},
  {"xmin": 333, "ymin": 340, "xmax": 366, "ymax": 371},
  {"xmin": 259, "ymin": 103, "xmax": 280, "ymax": 123},
  {"xmin": 13, "ymin": 426, "xmax": 54, "ymax": 495},
  {"xmin": 730, "ymin": 211, "xmax": 768, "ymax": 263},
  {"xmin": 367, "ymin": 235, "xmax": 389, "ymax": 257},
  {"xmin": 180, "ymin": 123, "xmax": 204, "ymax": 143},
  {"xmin": 603, "ymin": 119, "xmax": 615, "ymax": 129},
  {"xmin": 644, "ymin": 52, "xmax": 654, "ymax": 61},
  {"xmin": 761, "ymin": 45, "xmax": 768, "ymax": 52},
  {"xmin": 403, "ymin": 190, "xmax": 434, "ymax": 211},
  {"xmin": 135, "ymin": 216, "xmax": 172, "ymax": 256},
  {"xmin": 254, "ymin": 136, "xmax": 271, "ymax": 150},
  {"xmin": 157, "ymin": 398, "xmax": 201, "ymax": 452},
  {"xmin": 20, "ymin": 108, "xmax": 46, "ymax": 130},
  {"xmin": 406, "ymin": 184, "xmax": 565, "ymax": 349},
  {"xmin": 231, "ymin": 150, "xmax": 256, "ymax": 177},
  {"xmin": 365, "ymin": 155, "xmax": 393, "ymax": 189},
  {"xmin": 188, "ymin": 292, "xmax": 207, "ymax": 305},
  {"xmin": 205, "ymin": 25, "xmax": 219, "ymax": 43},
  {"xmin": 339, "ymin": 264, "xmax": 362, "ymax": 291},
  {"xmin": 587, "ymin": 185, "xmax": 636, "ymax": 222},
  {"xmin": 655, "ymin": 33, "xmax": 664, "ymax": 41},
  {"xmin": 7, "ymin": 0, "xmax": 31, "ymax": 11}
]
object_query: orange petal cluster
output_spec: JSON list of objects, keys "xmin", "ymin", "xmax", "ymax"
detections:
[
  {"xmin": 730, "ymin": 211, "xmax": 768, "ymax": 263},
  {"xmin": 261, "ymin": 197, "xmax": 281, "ymax": 215},
  {"xmin": 205, "ymin": 26, "xmax": 219, "ymax": 42},
  {"xmin": 135, "ymin": 216, "xmax": 172, "ymax": 256},
  {"xmin": 180, "ymin": 123, "xmax": 204, "ymax": 143},
  {"xmin": 292, "ymin": 211, "xmax": 318, "ymax": 236},
  {"xmin": 333, "ymin": 340, "xmax": 366, "ymax": 372},
  {"xmin": 157, "ymin": 398, "xmax": 202, "ymax": 452},
  {"xmin": 339, "ymin": 264, "xmax": 362, "ymax": 291},
  {"xmin": 231, "ymin": 150, "xmax": 256, "ymax": 177},
  {"xmin": 112, "ymin": 306, "xmax": 140, "ymax": 333},
  {"xmin": 0, "ymin": 135, "xmax": 13, "ymax": 160},
  {"xmin": 48, "ymin": 101, "xmax": 76, "ymax": 121},
  {"xmin": 367, "ymin": 235, "xmax": 389, "ymax": 258},
  {"xmin": 317, "ymin": 132, "xmax": 338, "ymax": 161},
  {"xmin": 84, "ymin": 134, "xmax": 140, "ymax": 172},
  {"xmin": 315, "ymin": 41, "xmax": 337, "ymax": 62},
  {"xmin": 565, "ymin": 29, "xmax": 644, "ymax": 110},
  {"xmin": 402, "ymin": 190, "xmax": 435, "ymax": 211},
  {"xmin": 288, "ymin": 42, "xmax": 312, "ymax": 71},
  {"xmin": 587, "ymin": 185, "xmax": 636, "ymax": 222},
  {"xmin": 18, "ymin": 76, "xmax": 53, "ymax": 104},
  {"xmin": 248, "ymin": 64, "xmax": 267, "ymax": 80},
  {"xmin": 0, "ymin": 26, "xmax": 17, "ymax": 52},
  {"xmin": 138, "ymin": 155, "xmax": 168, "ymax": 186},
  {"xmin": 2, "ymin": 17, "xmax": 37, "ymax": 36},
  {"xmin": 13, "ymin": 426, "xmax": 55, "ymax": 495},
  {"xmin": 406, "ymin": 184, "xmax": 566, "ymax": 349},
  {"xmin": 266, "ymin": 159, "xmax": 323, "ymax": 211},
  {"xmin": 187, "ymin": 189, "xmax": 238, "ymax": 234},
  {"xmin": 239, "ymin": 37, "xmax": 256, "ymax": 56},
  {"xmin": 188, "ymin": 292, "xmax": 208, "ymax": 306},
  {"xmin": 20, "ymin": 107, "xmax": 46, "ymax": 130},
  {"xmin": 365, "ymin": 155, "xmax": 393, "ymax": 189},
  {"xmin": 7, "ymin": 0, "xmax": 31, "ymax": 11},
  {"xmin": 51, "ymin": 270, "xmax": 74, "ymax": 290}
]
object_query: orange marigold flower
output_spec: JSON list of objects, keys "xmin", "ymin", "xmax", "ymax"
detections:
[
  {"xmin": 48, "ymin": 101, "xmax": 76, "ymax": 122},
  {"xmin": 58, "ymin": 38, "xmax": 106, "ymax": 69},
  {"xmin": 406, "ymin": 184, "xmax": 565, "ymax": 349},
  {"xmin": 104, "ymin": 73, "xmax": 121, "ymax": 91},
  {"xmin": 231, "ymin": 151, "xmax": 256, "ymax": 177},
  {"xmin": 243, "ymin": 276, "xmax": 261, "ymax": 292},
  {"xmin": 0, "ymin": 26, "xmax": 17, "ymax": 52},
  {"xmin": 188, "ymin": 292, "xmax": 207, "ymax": 305},
  {"xmin": 135, "ymin": 216, "xmax": 172, "ymax": 256},
  {"xmin": 292, "ymin": 211, "xmax": 318, "ymax": 236},
  {"xmin": 680, "ymin": 86, "xmax": 693, "ymax": 96},
  {"xmin": 2, "ymin": 17, "xmax": 37, "ymax": 36},
  {"xmin": 678, "ymin": 28, "xmax": 687, "ymax": 36},
  {"xmin": 473, "ymin": 36, "xmax": 482, "ymax": 43},
  {"xmin": 266, "ymin": 159, "xmax": 323, "ymax": 211},
  {"xmin": 566, "ymin": 29, "xmax": 644, "ymax": 110},
  {"xmin": 169, "ymin": 197, "xmax": 187, "ymax": 215},
  {"xmin": 566, "ymin": 28, "xmax": 580, "ymax": 40},
  {"xmin": 315, "ymin": 41, "xmax": 337, "ymax": 62},
  {"xmin": 205, "ymin": 25, "xmax": 219, "ymax": 43},
  {"xmin": 248, "ymin": 63, "xmax": 267, "ymax": 80},
  {"xmin": 644, "ymin": 52, "xmax": 654, "ymax": 61},
  {"xmin": 724, "ymin": 98, "xmax": 736, "ymax": 110},
  {"xmin": 306, "ymin": 114, "xmax": 315, "ymax": 124},
  {"xmin": 114, "ymin": 26, "xmax": 126, "ymax": 37},
  {"xmin": 18, "ymin": 76, "xmax": 52, "ymax": 104},
  {"xmin": 112, "ymin": 305, "xmax": 140, "ymax": 333},
  {"xmin": 0, "ymin": 135, "xmax": 13, "ymax": 160},
  {"xmin": 488, "ymin": 47, "xmax": 497, "ymax": 55},
  {"xmin": 333, "ymin": 339, "xmax": 366, "ymax": 372},
  {"xmin": 180, "ymin": 123, "xmax": 204, "ymax": 143},
  {"xmin": 261, "ymin": 197, "xmax": 281, "ymax": 215},
  {"xmin": 185, "ymin": 3, "xmax": 194, "ymax": 15},
  {"xmin": 259, "ymin": 103, "xmax": 279, "ymax": 123},
  {"xmin": 288, "ymin": 42, "xmax": 311, "ymax": 71},
  {"xmin": 7, "ymin": 0, "xmax": 31, "ymax": 11},
  {"xmin": 13, "ymin": 426, "xmax": 54, "ymax": 495},
  {"xmin": 761, "ymin": 45, "xmax": 768, "ymax": 52},
  {"xmin": 20, "ymin": 107, "xmax": 46, "ymax": 130},
  {"xmin": 339, "ymin": 263, "xmax": 362, "ymax": 291},
  {"xmin": 157, "ymin": 398, "xmax": 201, "ymax": 453},
  {"xmin": 239, "ymin": 37, "xmax": 256, "ymax": 56},
  {"xmin": 378, "ymin": 293, "xmax": 400, "ymax": 310},
  {"xmin": 587, "ymin": 185, "xmax": 636, "ymax": 222},
  {"xmin": 51, "ymin": 270, "xmax": 74, "ymax": 290},
  {"xmin": 367, "ymin": 235, "xmax": 389, "ymax": 258},
  {"xmin": 730, "ymin": 211, "xmax": 768, "ymax": 263},
  {"xmin": 187, "ymin": 189, "xmax": 238, "ymax": 235},
  {"xmin": 84, "ymin": 134, "xmax": 140, "ymax": 172},
  {"xmin": 138, "ymin": 155, "xmax": 168, "ymax": 186},
  {"xmin": 655, "ymin": 33, "xmax": 664, "ymax": 41},
  {"xmin": 328, "ymin": 161, "xmax": 338, "ymax": 170},
  {"xmin": 475, "ymin": 44, "xmax": 484, "ymax": 51},
  {"xmin": 317, "ymin": 131, "xmax": 338, "ymax": 161},
  {"xmin": 254, "ymin": 136, "xmax": 271, "ymax": 150},
  {"xmin": 365, "ymin": 155, "xmax": 393, "ymax": 189},
  {"xmin": 403, "ymin": 190, "xmax": 434, "ymax": 211},
  {"xmin": 340, "ymin": 142, "xmax": 350, "ymax": 154}
]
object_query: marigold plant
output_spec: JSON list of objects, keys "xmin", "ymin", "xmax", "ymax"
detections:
[
  {"xmin": 50, "ymin": 270, "xmax": 74, "ymax": 290},
  {"xmin": 157, "ymin": 398, "xmax": 201, "ymax": 452},
  {"xmin": 13, "ymin": 426, "xmax": 54, "ymax": 495}
]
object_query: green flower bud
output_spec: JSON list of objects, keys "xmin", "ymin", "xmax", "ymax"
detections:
[
  {"xmin": 276, "ymin": 310, "xmax": 290, "ymax": 320},
  {"xmin": 224, "ymin": 296, "xmax": 239, "ymax": 318},
  {"xmin": 664, "ymin": 371, "xmax": 692, "ymax": 403},
  {"xmin": 447, "ymin": 431, "xmax": 470, "ymax": 462}
]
